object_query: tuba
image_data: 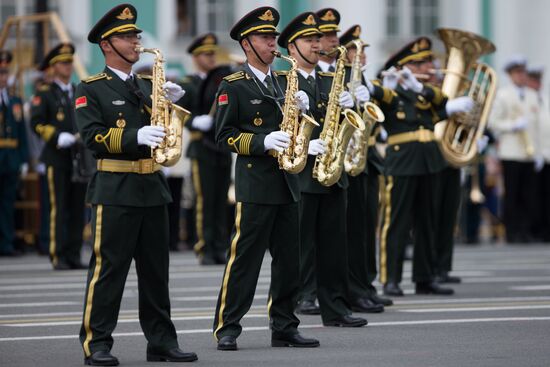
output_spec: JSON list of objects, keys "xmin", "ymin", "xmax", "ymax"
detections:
[
  {"xmin": 313, "ymin": 46, "xmax": 365, "ymax": 186},
  {"xmin": 273, "ymin": 51, "xmax": 319, "ymax": 174},
  {"xmin": 135, "ymin": 47, "xmax": 191, "ymax": 167},
  {"xmin": 434, "ymin": 28, "xmax": 497, "ymax": 167},
  {"xmin": 344, "ymin": 39, "xmax": 385, "ymax": 176}
]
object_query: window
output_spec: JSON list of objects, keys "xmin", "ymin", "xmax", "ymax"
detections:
[
  {"xmin": 386, "ymin": 0, "xmax": 401, "ymax": 36},
  {"xmin": 176, "ymin": 0, "xmax": 234, "ymax": 38},
  {"xmin": 412, "ymin": 0, "xmax": 439, "ymax": 35}
]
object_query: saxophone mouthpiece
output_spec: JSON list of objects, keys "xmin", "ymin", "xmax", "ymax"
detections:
[
  {"xmin": 135, "ymin": 46, "xmax": 144, "ymax": 53},
  {"xmin": 272, "ymin": 51, "xmax": 282, "ymax": 57}
]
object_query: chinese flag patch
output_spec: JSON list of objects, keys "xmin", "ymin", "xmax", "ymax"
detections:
[
  {"xmin": 218, "ymin": 93, "xmax": 228, "ymax": 106},
  {"xmin": 75, "ymin": 96, "xmax": 87, "ymax": 109},
  {"xmin": 32, "ymin": 96, "xmax": 41, "ymax": 106}
]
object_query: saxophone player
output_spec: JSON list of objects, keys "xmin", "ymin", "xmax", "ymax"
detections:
[
  {"xmin": 75, "ymin": 4, "xmax": 196, "ymax": 365},
  {"xmin": 281, "ymin": 11, "xmax": 367, "ymax": 327},
  {"xmin": 370, "ymin": 37, "xmax": 473, "ymax": 297},
  {"xmin": 339, "ymin": 25, "xmax": 392, "ymax": 312},
  {"xmin": 212, "ymin": 6, "xmax": 319, "ymax": 351}
]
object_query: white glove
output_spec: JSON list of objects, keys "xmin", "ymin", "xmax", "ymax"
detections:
[
  {"xmin": 364, "ymin": 77, "xmax": 375, "ymax": 94},
  {"xmin": 339, "ymin": 91, "xmax": 354, "ymax": 108},
  {"xmin": 379, "ymin": 127, "xmax": 388, "ymax": 141},
  {"xmin": 382, "ymin": 66, "xmax": 399, "ymax": 90},
  {"xmin": 163, "ymin": 81, "xmax": 186, "ymax": 103},
  {"xmin": 264, "ymin": 131, "xmax": 290, "ymax": 153},
  {"xmin": 534, "ymin": 156, "xmax": 545, "ymax": 172},
  {"xmin": 445, "ymin": 96, "xmax": 474, "ymax": 116},
  {"xmin": 20, "ymin": 163, "xmax": 29, "ymax": 176},
  {"xmin": 308, "ymin": 139, "xmax": 327, "ymax": 156},
  {"xmin": 295, "ymin": 90, "xmax": 310, "ymax": 112},
  {"xmin": 191, "ymin": 115, "xmax": 214, "ymax": 131},
  {"xmin": 476, "ymin": 135, "xmax": 490, "ymax": 154},
  {"xmin": 354, "ymin": 85, "xmax": 370, "ymax": 103},
  {"xmin": 57, "ymin": 132, "xmax": 77, "ymax": 148},
  {"xmin": 512, "ymin": 116, "xmax": 529, "ymax": 131},
  {"xmin": 400, "ymin": 66, "xmax": 423, "ymax": 93},
  {"xmin": 137, "ymin": 125, "xmax": 165, "ymax": 148}
]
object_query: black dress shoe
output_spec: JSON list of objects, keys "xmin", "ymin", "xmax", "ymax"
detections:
[
  {"xmin": 350, "ymin": 297, "xmax": 384, "ymax": 313},
  {"xmin": 214, "ymin": 252, "xmax": 227, "ymax": 264},
  {"xmin": 271, "ymin": 332, "xmax": 320, "ymax": 348},
  {"xmin": 53, "ymin": 260, "xmax": 72, "ymax": 270},
  {"xmin": 435, "ymin": 273, "xmax": 461, "ymax": 284},
  {"xmin": 415, "ymin": 281, "xmax": 454, "ymax": 295},
  {"xmin": 0, "ymin": 248, "xmax": 22, "ymax": 257},
  {"xmin": 295, "ymin": 300, "xmax": 321, "ymax": 315},
  {"xmin": 146, "ymin": 347, "xmax": 198, "ymax": 362},
  {"xmin": 199, "ymin": 255, "xmax": 217, "ymax": 265},
  {"xmin": 217, "ymin": 335, "xmax": 238, "ymax": 351},
  {"xmin": 368, "ymin": 293, "xmax": 394, "ymax": 306},
  {"xmin": 324, "ymin": 315, "xmax": 367, "ymax": 327},
  {"xmin": 383, "ymin": 282, "xmax": 404, "ymax": 296},
  {"xmin": 84, "ymin": 350, "xmax": 119, "ymax": 366}
]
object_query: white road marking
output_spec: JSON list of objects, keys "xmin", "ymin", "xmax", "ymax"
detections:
[
  {"xmin": 401, "ymin": 305, "xmax": 550, "ymax": 313},
  {"xmin": 510, "ymin": 285, "xmax": 550, "ymax": 291},
  {"xmin": 0, "ymin": 301, "xmax": 79, "ymax": 308}
]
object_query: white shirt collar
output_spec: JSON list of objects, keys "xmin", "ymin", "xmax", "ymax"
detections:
[
  {"xmin": 107, "ymin": 65, "xmax": 134, "ymax": 81},
  {"xmin": 247, "ymin": 63, "xmax": 273, "ymax": 84},
  {"xmin": 317, "ymin": 60, "xmax": 336, "ymax": 73},
  {"xmin": 54, "ymin": 79, "xmax": 72, "ymax": 92},
  {"xmin": 197, "ymin": 71, "xmax": 207, "ymax": 80},
  {"xmin": 298, "ymin": 68, "xmax": 316, "ymax": 80}
]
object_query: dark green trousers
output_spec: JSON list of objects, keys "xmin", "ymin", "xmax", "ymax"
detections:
[
  {"xmin": 346, "ymin": 172, "xmax": 380, "ymax": 300},
  {"xmin": 0, "ymin": 172, "xmax": 17, "ymax": 254},
  {"xmin": 379, "ymin": 174, "xmax": 437, "ymax": 285},
  {"xmin": 213, "ymin": 201, "xmax": 300, "ymax": 340},
  {"xmin": 191, "ymin": 156, "xmax": 231, "ymax": 259},
  {"xmin": 80, "ymin": 204, "xmax": 178, "ymax": 357},
  {"xmin": 365, "ymin": 170, "xmax": 380, "ymax": 287},
  {"xmin": 299, "ymin": 190, "xmax": 351, "ymax": 322},
  {"xmin": 433, "ymin": 166, "xmax": 461, "ymax": 275},
  {"xmin": 46, "ymin": 166, "xmax": 86, "ymax": 266}
]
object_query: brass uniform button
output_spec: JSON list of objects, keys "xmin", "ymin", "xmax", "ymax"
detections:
[
  {"xmin": 394, "ymin": 145, "xmax": 400, "ymax": 151},
  {"xmin": 247, "ymin": 163, "xmax": 252, "ymax": 168}
]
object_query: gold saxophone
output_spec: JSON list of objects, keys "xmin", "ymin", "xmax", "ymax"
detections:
[
  {"xmin": 313, "ymin": 46, "xmax": 365, "ymax": 186},
  {"xmin": 273, "ymin": 51, "xmax": 319, "ymax": 174},
  {"xmin": 135, "ymin": 47, "xmax": 191, "ymax": 167},
  {"xmin": 344, "ymin": 40, "xmax": 385, "ymax": 176}
]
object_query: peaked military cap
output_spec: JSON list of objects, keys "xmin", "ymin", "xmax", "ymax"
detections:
[
  {"xmin": 315, "ymin": 8, "xmax": 340, "ymax": 33},
  {"xmin": 278, "ymin": 12, "xmax": 323, "ymax": 48},
  {"xmin": 38, "ymin": 43, "xmax": 75, "ymax": 71},
  {"xmin": 187, "ymin": 33, "xmax": 219, "ymax": 55},
  {"xmin": 230, "ymin": 6, "xmax": 280, "ymax": 41},
  {"xmin": 384, "ymin": 36, "xmax": 433, "ymax": 70},
  {"xmin": 0, "ymin": 50, "xmax": 13, "ymax": 69},
  {"xmin": 339, "ymin": 25, "xmax": 370, "ymax": 49},
  {"xmin": 526, "ymin": 64, "xmax": 544, "ymax": 79},
  {"xmin": 87, "ymin": 3, "xmax": 142, "ymax": 44},
  {"xmin": 503, "ymin": 54, "xmax": 527, "ymax": 73}
]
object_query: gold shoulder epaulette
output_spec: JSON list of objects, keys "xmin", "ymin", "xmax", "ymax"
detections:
[
  {"xmin": 318, "ymin": 72, "xmax": 335, "ymax": 77},
  {"xmin": 274, "ymin": 70, "xmax": 289, "ymax": 77},
  {"xmin": 83, "ymin": 72, "xmax": 108, "ymax": 84},
  {"xmin": 372, "ymin": 79, "xmax": 382, "ymax": 86},
  {"xmin": 38, "ymin": 84, "xmax": 50, "ymax": 92},
  {"xmin": 137, "ymin": 74, "xmax": 152, "ymax": 80},
  {"xmin": 224, "ymin": 71, "xmax": 246, "ymax": 82}
]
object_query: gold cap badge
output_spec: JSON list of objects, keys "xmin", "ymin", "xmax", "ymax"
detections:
[
  {"xmin": 302, "ymin": 14, "xmax": 317, "ymax": 25},
  {"xmin": 320, "ymin": 10, "xmax": 336, "ymax": 22},
  {"xmin": 203, "ymin": 35, "xmax": 216, "ymax": 45},
  {"xmin": 353, "ymin": 26, "xmax": 361, "ymax": 38},
  {"xmin": 259, "ymin": 9, "xmax": 275, "ymax": 21},
  {"xmin": 116, "ymin": 7, "xmax": 134, "ymax": 20},
  {"xmin": 59, "ymin": 44, "xmax": 72, "ymax": 54}
]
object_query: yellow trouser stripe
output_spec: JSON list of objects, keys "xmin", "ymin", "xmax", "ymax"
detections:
[
  {"xmin": 191, "ymin": 160, "xmax": 205, "ymax": 255},
  {"xmin": 47, "ymin": 166, "xmax": 58, "ymax": 266},
  {"xmin": 379, "ymin": 176, "xmax": 393, "ymax": 284},
  {"xmin": 267, "ymin": 295, "xmax": 273, "ymax": 321},
  {"xmin": 83, "ymin": 205, "xmax": 104, "ymax": 356},
  {"xmin": 214, "ymin": 202, "xmax": 242, "ymax": 340}
]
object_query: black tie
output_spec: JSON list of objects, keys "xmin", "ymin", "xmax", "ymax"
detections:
[
  {"xmin": 265, "ymin": 75, "xmax": 275, "ymax": 97},
  {"xmin": 328, "ymin": 65, "xmax": 335, "ymax": 72},
  {"xmin": 126, "ymin": 75, "xmax": 150, "ymax": 106}
]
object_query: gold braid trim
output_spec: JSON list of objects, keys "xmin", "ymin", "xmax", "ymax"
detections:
[
  {"xmin": 239, "ymin": 133, "xmax": 254, "ymax": 155},
  {"xmin": 95, "ymin": 128, "xmax": 124, "ymax": 153},
  {"xmin": 227, "ymin": 133, "xmax": 243, "ymax": 154}
]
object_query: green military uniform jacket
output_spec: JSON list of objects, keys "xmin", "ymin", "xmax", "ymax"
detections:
[
  {"xmin": 74, "ymin": 67, "xmax": 171, "ymax": 207},
  {"xmin": 214, "ymin": 67, "xmax": 300, "ymax": 204},
  {"xmin": 277, "ymin": 70, "xmax": 349, "ymax": 194},
  {"xmin": 370, "ymin": 82, "xmax": 448, "ymax": 176},
  {"xmin": 31, "ymin": 82, "xmax": 76, "ymax": 170},
  {"xmin": 0, "ymin": 93, "xmax": 28, "ymax": 173}
]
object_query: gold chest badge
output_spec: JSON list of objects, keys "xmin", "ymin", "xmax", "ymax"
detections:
[
  {"xmin": 253, "ymin": 117, "xmax": 263, "ymax": 126},
  {"xmin": 116, "ymin": 113, "xmax": 127, "ymax": 128},
  {"xmin": 56, "ymin": 109, "xmax": 65, "ymax": 121},
  {"xmin": 396, "ymin": 111, "xmax": 406, "ymax": 120}
]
